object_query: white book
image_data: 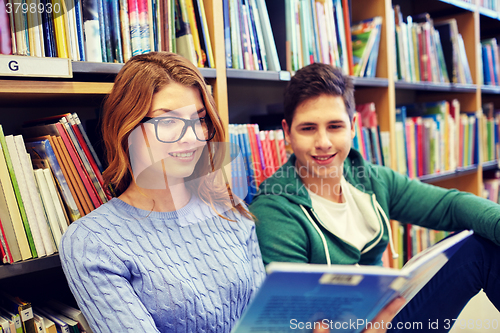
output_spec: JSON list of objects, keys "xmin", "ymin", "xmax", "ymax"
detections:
[
  {"xmin": 33, "ymin": 169, "xmax": 63, "ymax": 251},
  {"xmin": 34, "ymin": 312, "xmax": 56, "ymax": 333},
  {"xmin": 47, "ymin": 300, "xmax": 92, "ymax": 333},
  {"xmin": 5, "ymin": 135, "xmax": 46, "ymax": 257},
  {"xmin": 33, "ymin": 314, "xmax": 45, "ymax": 333},
  {"xmin": 14, "ymin": 135, "xmax": 56, "ymax": 255},
  {"xmin": 43, "ymin": 168, "xmax": 68, "ymax": 235},
  {"xmin": 0, "ymin": 314, "xmax": 11, "ymax": 333},
  {"xmin": 255, "ymin": 0, "xmax": 280, "ymax": 71}
]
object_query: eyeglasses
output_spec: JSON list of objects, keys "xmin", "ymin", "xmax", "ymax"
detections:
[{"xmin": 140, "ymin": 115, "xmax": 216, "ymax": 143}]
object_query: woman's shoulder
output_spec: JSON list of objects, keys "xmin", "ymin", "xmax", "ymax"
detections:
[{"xmin": 62, "ymin": 198, "xmax": 131, "ymax": 239}]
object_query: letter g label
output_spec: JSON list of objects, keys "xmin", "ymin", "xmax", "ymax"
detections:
[{"xmin": 8, "ymin": 61, "xmax": 19, "ymax": 71}]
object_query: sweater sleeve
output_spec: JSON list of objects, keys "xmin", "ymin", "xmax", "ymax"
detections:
[
  {"xmin": 374, "ymin": 165, "xmax": 500, "ymax": 246},
  {"xmin": 59, "ymin": 224, "xmax": 161, "ymax": 333},
  {"xmin": 247, "ymin": 223, "xmax": 266, "ymax": 292}
]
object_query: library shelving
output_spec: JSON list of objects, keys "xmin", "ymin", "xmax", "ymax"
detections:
[{"xmin": 0, "ymin": 0, "xmax": 499, "ymax": 318}]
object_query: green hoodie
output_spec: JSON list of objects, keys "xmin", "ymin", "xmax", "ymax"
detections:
[{"xmin": 249, "ymin": 149, "xmax": 500, "ymax": 266}]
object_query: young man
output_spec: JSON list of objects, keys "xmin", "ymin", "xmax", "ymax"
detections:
[{"xmin": 249, "ymin": 63, "xmax": 499, "ymax": 332}]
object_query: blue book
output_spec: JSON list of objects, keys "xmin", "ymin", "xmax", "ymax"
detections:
[
  {"xmin": 40, "ymin": 0, "xmax": 57, "ymax": 57},
  {"xmin": 232, "ymin": 230, "xmax": 474, "ymax": 333},
  {"xmin": 74, "ymin": 0, "xmax": 86, "ymax": 61},
  {"xmin": 483, "ymin": 45, "xmax": 491, "ymax": 85},
  {"xmin": 223, "ymin": 0, "xmax": 232, "ymax": 68},
  {"xmin": 96, "ymin": 0, "xmax": 108, "ymax": 62},
  {"xmin": 246, "ymin": 0, "xmax": 263, "ymax": 70},
  {"xmin": 108, "ymin": 0, "xmax": 124, "ymax": 63}
]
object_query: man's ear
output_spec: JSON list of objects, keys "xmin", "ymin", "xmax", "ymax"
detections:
[
  {"xmin": 282, "ymin": 119, "xmax": 291, "ymax": 144},
  {"xmin": 350, "ymin": 113, "xmax": 357, "ymax": 140}
]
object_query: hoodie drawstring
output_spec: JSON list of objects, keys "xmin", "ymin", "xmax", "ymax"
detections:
[{"xmin": 300, "ymin": 205, "xmax": 332, "ymax": 266}]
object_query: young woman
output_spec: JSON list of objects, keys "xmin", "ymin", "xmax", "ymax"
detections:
[{"xmin": 60, "ymin": 52, "xmax": 265, "ymax": 333}]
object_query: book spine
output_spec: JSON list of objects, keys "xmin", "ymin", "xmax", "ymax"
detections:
[
  {"xmin": 96, "ymin": 0, "xmax": 108, "ymax": 61},
  {"xmin": 119, "ymin": 0, "xmax": 132, "ymax": 61},
  {"xmin": 109, "ymin": 0, "xmax": 124, "ymax": 62},
  {"xmin": 223, "ymin": 0, "xmax": 232, "ymax": 68},
  {"xmin": 128, "ymin": 0, "xmax": 142, "ymax": 56},
  {"xmin": 2, "ymin": 134, "xmax": 38, "ymax": 258},
  {"xmin": 137, "ymin": 0, "xmax": 151, "ymax": 53}
]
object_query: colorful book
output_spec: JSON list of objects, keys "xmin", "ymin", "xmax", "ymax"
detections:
[{"xmin": 232, "ymin": 230, "xmax": 473, "ymax": 333}]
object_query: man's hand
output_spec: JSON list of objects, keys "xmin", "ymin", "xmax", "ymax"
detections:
[{"xmin": 312, "ymin": 297, "xmax": 406, "ymax": 333}]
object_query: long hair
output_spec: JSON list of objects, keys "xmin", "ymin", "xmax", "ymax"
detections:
[{"xmin": 102, "ymin": 52, "xmax": 250, "ymax": 218}]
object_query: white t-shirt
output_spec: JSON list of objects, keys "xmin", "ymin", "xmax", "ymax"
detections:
[{"xmin": 307, "ymin": 177, "xmax": 377, "ymax": 251}]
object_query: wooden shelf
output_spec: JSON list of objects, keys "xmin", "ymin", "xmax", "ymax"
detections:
[
  {"xmin": 418, "ymin": 165, "xmax": 479, "ymax": 183},
  {"xmin": 395, "ymin": 81, "xmax": 477, "ymax": 92},
  {"xmin": 483, "ymin": 160, "xmax": 499, "ymax": 171},
  {"xmin": 0, "ymin": 80, "xmax": 113, "ymax": 95},
  {"xmin": 438, "ymin": 0, "xmax": 475, "ymax": 12},
  {"xmin": 481, "ymin": 85, "xmax": 500, "ymax": 94},
  {"xmin": 226, "ymin": 69, "xmax": 291, "ymax": 81},
  {"xmin": 0, "ymin": 254, "xmax": 61, "ymax": 280},
  {"xmin": 351, "ymin": 77, "xmax": 389, "ymax": 87},
  {"xmin": 44, "ymin": 61, "xmax": 218, "ymax": 78},
  {"xmin": 478, "ymin": 6, "xmax": 499, "ymax": 19}
]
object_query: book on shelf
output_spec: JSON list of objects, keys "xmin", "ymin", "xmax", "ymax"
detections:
[
  {"xmin": 2, "ymin": 0, "xmax": 215, "ymax": 65},
  {"xmin": 0, "ymin": 132, "xmax": 32, "ymax": 262},
  {"xmin": 0, "ymin": 306, "xmax": 22, "ymax": 333},
  {"xmin": 354, "ymin": 103, "xmax": 386, "ymax": 167},
  {"xmin": 232, "ymin": 230, "xmax": 473, "ymax": 333},
  {"xmin": 0, "ymin": 293, "xmax": 36, "ymax": 333},
  {"xmin": 393, "ymin": 7, "xmax": 450, "ymax": 84},
  {"xmin": 0, "ymin": 0, "xmax": 12, "ymax": 55},
  {"xmin": 351, "ymin": 16, "xmax": 382, "ymax": 78},
  {"xmin": 285, "ymin": 0, "xmax": 351, "ymax": 74},
  {"xmin": 225, "ymin": 0, "xmax": 279, "ymax": 71},
  {"xmin": 228, "ymin": 124, "xmax": 288, "ymax": 204},
  {"xmin": 46, "ymin": 300, "xmax": 92, "ymax": 333},
  {"xmin": 0, "ymin": 127, "xmax": 38, "ymax": 259},
  {"xmin": 34, "ymin": 312, "xmax": 57, "ymax": 333}
]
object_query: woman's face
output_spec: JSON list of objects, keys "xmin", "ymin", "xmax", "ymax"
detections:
[{"xmin": 128, "ymin": 82, "xmax": 209, "ymax": 188}]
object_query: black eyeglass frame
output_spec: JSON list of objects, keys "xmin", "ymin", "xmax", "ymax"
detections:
[{"xmin": 140, "ymin": 115, "xmax": 216, "ymax": 143}]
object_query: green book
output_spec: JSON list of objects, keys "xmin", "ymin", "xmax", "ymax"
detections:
[{"xmin": 0, "ymin": 126, "xmax": 37, "ymax": 258}]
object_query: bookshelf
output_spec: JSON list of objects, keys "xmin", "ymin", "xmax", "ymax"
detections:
[{"xmin": 0, "ymin": 0, "xmax": 499, "ymax": 318}]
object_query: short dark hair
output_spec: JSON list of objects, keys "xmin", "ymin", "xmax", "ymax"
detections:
[{"xmin": 283, "ymin": 63, "xmax": 355, "ymax": 126}]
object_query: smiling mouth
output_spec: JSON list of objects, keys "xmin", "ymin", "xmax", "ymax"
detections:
[
  {"xmin": 169, "ymin": 150, "xmax": 196, "ymax": 158},
  {"xmin": 312, "ymin": 154, "xmax": 336, "ymax": 161}
]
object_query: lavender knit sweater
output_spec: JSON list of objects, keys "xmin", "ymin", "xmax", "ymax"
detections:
[{"xmin": 59, "ymin": 195, "xmax": 266, "ymax": 333}]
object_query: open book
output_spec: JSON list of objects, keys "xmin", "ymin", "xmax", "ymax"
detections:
[{"xmin": 232, "ymin": 230, "xmax": 473, "ymax": 333}]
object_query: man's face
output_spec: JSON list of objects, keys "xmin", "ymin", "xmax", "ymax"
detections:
[{"xmin": 282, "ymin": 94, "xmax": 356, "ymax": 181}]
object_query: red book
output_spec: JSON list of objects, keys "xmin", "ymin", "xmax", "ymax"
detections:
[
  {"xmin": 0, "ymin": 218, "xmax": 13, "ymax": 264},
  {"xmin": 246, "ymin": 124, "xmax": 264, "ymax": 187},
  {"xmin": 485, "ymin": 44, "xmax": 496, "ymax": 85},
  {"xmin": 70, "ymin": 121, "xmax": 111, "ymax": 200},
  {"xmin": 55, "ymin": 123, "xmax": 101, "ymax": 209},
  {"xmin": 342, "ymin": 0, "xmax": 354, "ymax": 75},
  {"xmin": 424, "ymin": 23, "xmax": 433, "ymax": 82},
  {"xmin": 415, "ymin": 117, "xmax": 424, "ymax": 177}
]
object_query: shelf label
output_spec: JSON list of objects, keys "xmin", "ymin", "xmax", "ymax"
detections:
[{"xmin": 0, "ymin": 55, "xmax": 72, "ymax": 78}]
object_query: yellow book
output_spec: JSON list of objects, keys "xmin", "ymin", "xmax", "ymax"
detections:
[
  {"xmin": 197, "ymin": 0, "xmax": 214, "ymax": 68},
  {"xmin": 52, "ymin": 0, "xmax": 69, "ymax": 58},
  {"xmin": 184, "ymin": 0, "xmax": 204, "ymax": 67},
  {"xmin": 462, "ymin": 114, "xmax": 469, "ymax": 167}
]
